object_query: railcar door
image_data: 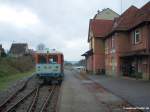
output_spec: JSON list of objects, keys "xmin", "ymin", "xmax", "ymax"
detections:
[{"xmin": 47, "ymin": 55, "xmax": 61, "ymax": 74}]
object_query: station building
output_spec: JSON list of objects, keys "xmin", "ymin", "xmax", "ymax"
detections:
[
  {"xmin": 82, "ymin": 8, "xmax": 119, "ymax": 74},
  {"xmin": 82, "ymin": 2, "xmax": 150, "ymax": 80}
]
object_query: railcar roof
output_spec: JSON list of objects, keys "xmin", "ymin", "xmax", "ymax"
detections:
[{"xmin": 36, "ymin": 49, "xmax": 63, "ymax": 55}]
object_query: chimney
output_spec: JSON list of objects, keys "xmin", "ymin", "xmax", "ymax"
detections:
[{"xmin": 97, "ymin": 10, "xmax": 100, "ymax": 14}]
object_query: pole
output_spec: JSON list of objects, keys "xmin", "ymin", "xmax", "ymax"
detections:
[{"xmin": 121, "ymin": 0, "xmax": 123, "ymax": 14}]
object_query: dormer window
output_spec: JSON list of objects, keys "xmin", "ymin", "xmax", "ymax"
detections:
[{"xmin": 134, "ymin": 30, "xmax": 140, "ymax": 44}]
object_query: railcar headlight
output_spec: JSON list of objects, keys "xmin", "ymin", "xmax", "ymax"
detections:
[{"xmin": 38, "ymin": 66, "xmax": 40, "ymax": 68}]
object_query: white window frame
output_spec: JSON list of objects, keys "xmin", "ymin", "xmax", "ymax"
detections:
[{"xmin": 134, "ymin": 30, "xmax": 140, "ymax": 44}]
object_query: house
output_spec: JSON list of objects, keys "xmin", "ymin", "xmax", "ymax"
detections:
[
  {"xmin": 82, "ymin": 8, "xmax": 119, "ymax": 74},
  {"xmin": 105, "ymin": 2, "xmax": 150, "ymax": 80},
  {"xmin": 28, "ymin": 49, "xmax": 35, "ymax": 56},
  {"xmin": 9, "ymin": 43, "xmax": 29, "ymax": 57}
]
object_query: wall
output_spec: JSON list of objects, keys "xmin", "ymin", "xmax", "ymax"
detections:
[
  {"xmin": 130, "ymin": 25, "xmax": 148, "ymax": 51},
  {"xmin": 105, "ymin": 24, "xmax": 150, "ymax": 80},
  {"xmin": 86, "ymin": 55, "xmax": 93, "ymax": 72},
  {"xmin": 93, "ymin": 37, "xmax": 105, "ymax": 73},
  {"xmin": 115, "ymin": 32, "xmax": 130, "ymax": 53}
]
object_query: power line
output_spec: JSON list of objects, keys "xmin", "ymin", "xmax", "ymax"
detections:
[{"xmin": 121, "ymin": 0, "xmax": 123, "ymax": 14}]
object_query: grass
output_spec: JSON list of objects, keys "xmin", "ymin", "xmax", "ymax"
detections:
[
  {"xmin": 0, "ymin": 56, "xmax": 35, "ymax": 91},
  {"xmin": 0, "ymin": 70, "xmax": 35, "ymax": 91}
]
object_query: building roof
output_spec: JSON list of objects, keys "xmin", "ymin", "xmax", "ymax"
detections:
[
  {"xmin": 131, "ymin": 1, "xmax": 150, "ymax": 28},
  {"xmin": 88, "ymin": 19, "xmax": 113, "ymax": 41},
  {"xmin": 36, "ymin": 49, "xmax": 63, "ymax": 54},
  {"xmin": 113, "ymin": 6, "xmax": 139, "ymax": 31},
  {"xmin": 106, "ymin": 1, "xmax": 150, "ymax": 37},
  {"xmin": 81, "ymin": 49, "xmax": 93, "ymax": 57},
  {"xmin": 10, "ymin": 43, "xmax": 28, "ymax": 54}
]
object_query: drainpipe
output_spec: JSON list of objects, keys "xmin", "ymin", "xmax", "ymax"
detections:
[
  {"xmin": 86, "ymin": 56, "xmax": 87, "ymax": 72},
  {"xmin": 147, "ymin": 23, "xmax": 150, "ymax": 80},
  {"xmin": 135, "ymin": 56, "xmax": 138, "ymax": 79},
  {"xmin": 148, "ymin": 24, "xmax": 150, "ymax": 80}
]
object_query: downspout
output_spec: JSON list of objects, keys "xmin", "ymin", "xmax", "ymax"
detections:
[
  {"xmin": 85, "ymin": 56, "xmax": 87, "ymax": 72},
  {"xmin": 148, "ymin": 24, "xmax": 150, "ymax": 80},
  {"xmin": 147, "ymin": 23, "xmax": 150, "ymax": 80}
]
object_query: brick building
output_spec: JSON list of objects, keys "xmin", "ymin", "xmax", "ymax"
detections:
[
  {"xmin": 105, "ymin": 2, "xmax": 150, "ymax": 80},
  {"xmin": 82, "ymin": 8, "xmax": 119, "ymax": 74},
  {"xmin": 82, "ymin": 2, "xmax": 150, "ymax": 80}
]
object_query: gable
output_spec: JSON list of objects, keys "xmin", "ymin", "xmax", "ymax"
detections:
[
  {"xmin": 10, "ymin": 43, "xmax": 28, "ymax": 54},
  {"xmin": 94, "ymin": 8, "xmax": 119, "ymax": 20}
]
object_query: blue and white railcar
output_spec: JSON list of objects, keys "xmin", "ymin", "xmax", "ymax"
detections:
[{"xmin": 35, "ymin": 49, "xmax": 64, "ymax": 84}]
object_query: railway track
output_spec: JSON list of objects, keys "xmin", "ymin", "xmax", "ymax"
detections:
[
  {"xmin": 0, "ymin": 77, "xmax": 32, "ymax": 112},
  {"xmin": 39, "ymin": 86, "xmax": 57, "ymax": 112},
  {"xmin": 26, "ymin": 85, "xmax": 56, "ymax": 112},
  {"xmin": 27, "ymin": 85, "xmax": 59, "ymax": 112},
  {"xmin": 4, "ymin": 86, "xmax": 39, "ymax": 112},
  {"xmin": 0, "ymin": 80, "xmax": 60, "ymax": 112}
]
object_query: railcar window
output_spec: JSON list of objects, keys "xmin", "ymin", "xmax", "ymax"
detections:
[
  {"xmin": 49, "ymin": 55, "xmax": 58, "ymax": 64},
  {"xmin": 38, "ymin": 55, "xmax": 47, "ymax": 64}
]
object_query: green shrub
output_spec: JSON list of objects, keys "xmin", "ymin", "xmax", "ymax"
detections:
[{"xmin": 0, "ymin": 56, "xmax": 34, "ymax": 77}]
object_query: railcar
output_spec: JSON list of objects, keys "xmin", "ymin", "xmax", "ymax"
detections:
[{"xmin": 35, "ymin": 49, "xmax": 64, "ymax": 84}]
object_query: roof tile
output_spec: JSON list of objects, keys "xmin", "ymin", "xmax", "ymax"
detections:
[{"xmin": 90, "ymin": 19, "xmax": 113, "ymax": 37}]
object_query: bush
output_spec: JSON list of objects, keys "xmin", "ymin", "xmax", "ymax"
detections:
[
  {"xmin": 131, "ymin": 72, "xmax": 142, "ymax": 79},
  {"xmin": 0, "ymin": 56, "xmax": 34, "ymax": 77},
  {"xmin": 1, "ymin": 51, "xmax": 7, "ymax": 57},
  {"xmin": 0, "ymin": 59, "xmax": 19, "ymax": 77}
]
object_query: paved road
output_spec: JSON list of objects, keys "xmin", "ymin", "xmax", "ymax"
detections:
[
  {"xmin": 88, "ymin": 74, "xmax": 150, "ymax": 111},
  {"xmin": 59, "ymin": 70, "xmax": 131, "ymax": 112}
]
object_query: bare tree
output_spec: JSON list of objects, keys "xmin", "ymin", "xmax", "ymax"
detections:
[{"xmin": 37, "ymin": 43, "xmax": 45, "ymax": 50}]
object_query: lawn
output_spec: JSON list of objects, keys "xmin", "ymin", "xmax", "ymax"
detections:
[{"xmin": 0, "ymin": 70, "xmax": 34, "ymax": 91}]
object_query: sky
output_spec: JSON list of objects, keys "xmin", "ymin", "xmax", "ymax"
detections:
[{"xmin": 0, "ymin": 0, "xmax": 149, "ymax": 61}]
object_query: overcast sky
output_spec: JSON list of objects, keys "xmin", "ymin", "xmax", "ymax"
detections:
[{"xmin": 0, "ymin": 0, "xmax": 149, "ymax": 61}]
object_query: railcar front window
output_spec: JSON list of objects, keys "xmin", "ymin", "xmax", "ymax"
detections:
[
  {"xmin": 49, "ymin": 55, "xmax": 58, "ymax": 64},
  {"xmin": 38, "ymin": 55, "xmax": 47, "ymax": 64}
]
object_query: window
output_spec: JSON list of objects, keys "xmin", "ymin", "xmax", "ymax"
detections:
[
  {"xmin": 112, "ymin": 36, "xmax": 115, "ymax": 49},
  {"xmin": 48, "ymin": 55, "xmax": 58, "ymax": 64},
  {"xmin": 134, "ymin": 30, "xmax": 140, "ymax": 44},
  {"xmin": 38, "ymin": 55, "xmax": 47, "ymax": 64}
]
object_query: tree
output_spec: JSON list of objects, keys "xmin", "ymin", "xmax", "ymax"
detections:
[
  {"xmin": 1, "ymin": 48, "xmax": 6, "ymax": 57},
  {"xmin": 37, "ymin": 43, "xmax": 45, "ymax": 50}
]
